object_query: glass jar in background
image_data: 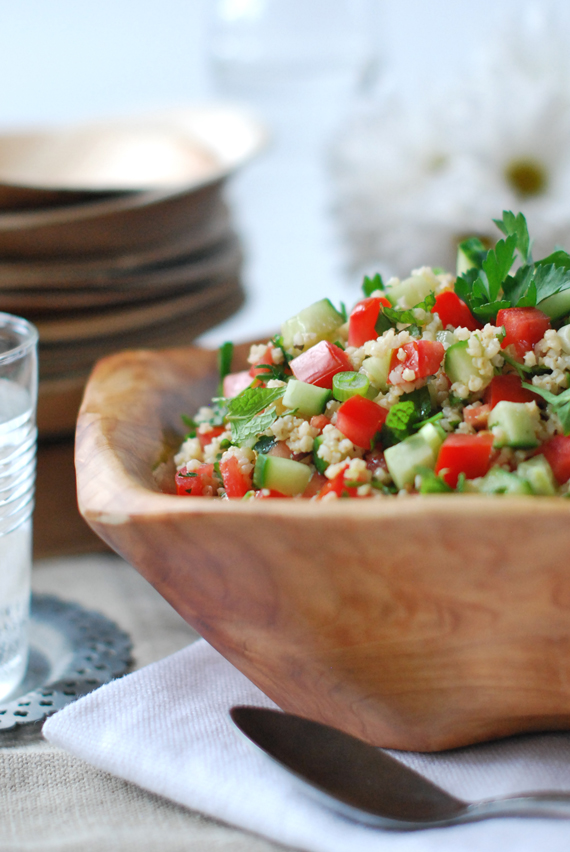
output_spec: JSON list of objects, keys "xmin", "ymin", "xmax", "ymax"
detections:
[
  {"xmin": 0, "ymin": 314, "xmax": 38, "ymax": 700},
  {"xmin": 203, "ymin": 0, "xmax": 379, "ymax": 345}
]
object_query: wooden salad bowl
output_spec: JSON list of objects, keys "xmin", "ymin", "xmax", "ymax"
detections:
[{"xmin": 76, "ymin": 341, "xmax": 570, "ymax": 752}]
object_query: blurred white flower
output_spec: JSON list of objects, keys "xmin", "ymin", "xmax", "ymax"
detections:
[{"xmin": 331, "ymin": 4, "xmax": 570, "ymax": 280}]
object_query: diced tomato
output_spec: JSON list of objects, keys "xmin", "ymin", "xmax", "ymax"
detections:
[
  {"xmin": 496, "ymin": 307, "xmax": 551, "ymax": 358},
  {"xmin": 175, "ymin": 463, "xmax": 217, "ymax": 496},
  {"xmin": 432, "ymin": 291, "xmax": 482, "ymax": 331},
  {"xmin": 266, "ymin": 441, "xmax": 293, "ymax": 459},
  {"xmin": 254, "ymin": 488, "xmax": 288, "ymax": 499},
  {"xmin": 463, "ymin": 404, "xmax": 491, "ymax": 430},
  {"xmin": 348, "ymin": 296, "xmax": 391, "ymax": 347},
  {"xmin": 197, "ymin": 426, "xmax": 225, "ymax": 450},
  {"xmin": 484, "ymin": 374, "xmax": 540, "ymax": 409},
  {"xmin": 249, "ymin": 346, "xmax": 273, "ymax": 378},
  {"xmin": 309, "ymin": 414, "xmax": 331, "ymax": 431},
  {"xmin": 388, "ymin": 340, "xmax": 444, "ymax": 384},
  {"xmin": 335, "ymin": 395, "xmax": 388, "ymax": 449},
  {"xmin": 220, "ymin": 455, "xmax": 252, "ymax": 498},
  {"xmin": 540, "ymin": 435, "xmax": 570, "ymax": 484},
  {"xmin": 435, "ymin": 432, "xmax": 495, "ymax": 488},
  {"xmin": 317, "ymin": 465, "xmax": 359, "ymax": 500},
  {"xmin": 223, "ymin": 370, "xmax": 252, "ymax": 398},
  {"xmin": 290, "ymin": 340, "xmax": 353, "ymax": 389},
  {"xmin": 302, "ymin": 472, "xmax": 328, "ymax": 499}
]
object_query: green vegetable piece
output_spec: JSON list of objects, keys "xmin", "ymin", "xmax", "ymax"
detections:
[
  {"xmin": 478, "ymin": 466, "xmax": 533, "ymax": 495},
  {"xmin": 282, "ymin": 379, "xmax": 331, "ymax": 417},
  {"xmin": 253, "ymin": 435, "xmax": 278, "ymax": 454},
  {"xmin": 517, "ymin": 455, "xmax": 557, "ymax": 496},
  {"xmin": 217, "ymin": 341, "xmax": 234, "ymax": 395},
  {"xmin": 385, "ymin": 271, "xmax": 437, "ymax": 308},
  {"xmin": 456, "ymin": 237, "xmax": 487, "ymax": 275},
  {"xmin": 253, "ymin": 454, "xmax": 311, "ymax": 496},
  {"xmin": 312, "ymin": 435, "xmax": 328, "ymax": 474},
  {"xmin": 416, "ymin": 467, "xmax": 453, "ymax": 494},
  {"xmin": 362, "ymin": 273, "xmax": 384, "ymax": 297},
  {"xmin": 361, "ymin": 353, "xmax": 392, "ymax": 393},
  {"xmin": 281, "ymin": 298, "xmax": 344, "ymax": 351},
  {"xmin": 332, "ymin": 372, "xmax": 370, "ymax": 402},
  {"xmin": 384, "ymin": 433, "xmax": 437, "ymax": 490},
  {"xmin": 488, "ymin": 401, "xmax": 539, "ymax": 449},
  {"xmin": 444, "ymin": 340, "xmax": 480, "ymax": 386},
  {"xmin": 416, "ymin": 421, "xmax": 445, "ymax": 455}
]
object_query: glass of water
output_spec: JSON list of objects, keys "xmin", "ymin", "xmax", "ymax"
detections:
[{"xmin": 0, "ymin": 314, "xmax": 38, "ymax": 700}]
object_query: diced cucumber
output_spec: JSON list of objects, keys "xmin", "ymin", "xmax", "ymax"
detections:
[
  {"xmin": 384, "ymin": 433, "xmax": 436, "ymax": 490},
  {"xmin": 516, "ymin": 455, "xmax": 557, "ymax": 495},
  {"xmin": 312, "ymin": 435, "xmax": 328, "ymax": 474},
  {"xmin": 361, "ymin": 352, "xmax": 392, "ymax": 392},
  {"xmin": 281, "ymin": 298, "xmax": 344, "ymax": 350},
  {"xmin": 488, "ymin": 401, "xmax": 539, "ymax": 449},
  {"xmin": 253, "ymin": 454, "xmax": 311, "ymax": 496},
  {"xmin": 282, "ymin": 379, "xmax": 331, "ymax": 417},
  {"xmin": 477, "ymin": 466, "xmax": 533, "ymax": 495},
  {"xmin": 385, "ymin": 270, "xmax": 437, "ymax": 308},
  {"xmin": 436, "ymin": 330, "xmax": 455, "ymax": 347},
  {"xmin": 444, "ymin": 340, "xmax": 479, "ymax": 385},
  {"xmin": 417, "ymin": 422, "xmax": 446, "ymax": 455},
  {"xmin": 537, "ymin": 289, "xmax": 570, "ymax": 320}
]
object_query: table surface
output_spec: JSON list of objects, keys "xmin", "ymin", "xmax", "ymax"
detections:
[{"xmin": 0, "ymin": 553, "xmax": 290, "ymax": 852}]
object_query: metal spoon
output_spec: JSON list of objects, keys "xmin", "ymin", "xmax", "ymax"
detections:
[{"xmin": 230, "ymin": 706, "xmax": 570, "ymax": 829}]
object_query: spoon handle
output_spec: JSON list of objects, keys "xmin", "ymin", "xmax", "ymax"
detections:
[{"xmin": 470, "ymin": 792, "xmax": 570, "ymax": 821}]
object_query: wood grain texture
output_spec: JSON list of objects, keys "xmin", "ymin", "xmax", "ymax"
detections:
[{"xmin": 75, "ymin": 342, "xmax": 570, "ymax": 752}]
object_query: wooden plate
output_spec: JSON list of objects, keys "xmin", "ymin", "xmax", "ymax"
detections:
[
  {"xmin": 0, "ymin": 237, "xmax": 242, "ymax": 314},
  {"xmin": 38, "ymin": 276, "xmax": 245, "ymax": 379},
  {"xmin": 0, "ymin": 179, "xmax": 226, "ymax": 260}
]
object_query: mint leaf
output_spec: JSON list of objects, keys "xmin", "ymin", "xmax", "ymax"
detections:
[
  {"xmin": 362, "ymin": 273, "xmax": 384, "ymax": 297},
  {"xmin": 493, "ymin": 211, "xmax": 532, "ymax": 264},
  {"xmin": 231, "ymin": 406, "xmax": 280, "ymax": 445},
  {"xmin": 383, "ymin": 292, "xmax": 436, "ymax": 326},
  {"xmin": 226, "ymin": 386, "xmax": 285, "ymax": 421},
  {"xmin": 381, "ymin": 389, "xmax": 432, "ymax": 445}
]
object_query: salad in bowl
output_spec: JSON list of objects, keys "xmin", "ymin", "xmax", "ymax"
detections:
[{"xmin": 175, "ymin": 211, "xmax": 570, "ymax": 500}]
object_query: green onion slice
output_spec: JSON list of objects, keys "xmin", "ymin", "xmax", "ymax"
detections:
[{"xmin": 332, "ymin": 371, "xmax": 370, "ymax": 402}]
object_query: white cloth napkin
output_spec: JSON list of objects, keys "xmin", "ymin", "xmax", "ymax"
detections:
[{"xmin": 43, "ymin": 639, "xmax": 570, "ymax": 852}]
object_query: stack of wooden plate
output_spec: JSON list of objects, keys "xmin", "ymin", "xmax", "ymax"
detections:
[{"xmin": 0, "ymin": 106, "xmax": 266, "ymax": 438}]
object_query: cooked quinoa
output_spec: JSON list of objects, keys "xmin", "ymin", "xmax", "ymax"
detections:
[{"xmin": 174, "ymin": 213, "xmax": 570, "ymax": 500}]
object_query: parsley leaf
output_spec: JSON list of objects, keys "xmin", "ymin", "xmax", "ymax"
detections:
[
  {"xmin": 271, "ymin": 334, "xmax": 293, "ymax": 365},
  {"xmin": 416, "ymin": 467, "xmax": 453, "ymax": 494},
  {"xmin": 362, "ymin": 273, "xmax": 384, "ymax": 297},
  {"xmin": 339, "ymin": 301, "xmax": 348, "ymax": 322},
  {"xmin": 493, "ymin": 211, "xmax": 532, "ymax": 264},
  {"xmin": 181, "ymin": 414, "xmax": 198, "ymax": 438},
  {"xmin": 382, "ymin": 292, "xmax": 436, "ymax": 326},
  {"xmin": 481, "ymin": 235, "xmax": 517, "ymax": 301}
]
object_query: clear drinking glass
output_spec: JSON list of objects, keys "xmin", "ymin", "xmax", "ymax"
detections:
[{"xmin": 0, "ymin": 314, "xmax": 38, "ymax": 700}]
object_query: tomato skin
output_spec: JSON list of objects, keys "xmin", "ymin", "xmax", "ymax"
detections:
[
  {"xmin": 223, "ymin": 370, "xmax": 252, "ymax": 398},
  {"xmin": 484, "ymin": 374, "xmax": 540, "ymax": 409},
  {"xmin": 388, "ymin": 340, "xmax": 444, "ymax": 384},
  {"xmin": 435, "ymin": 433, "xmax": 495, "ymax": 488},
  {"xmin": 290, "ymin": 341, "xmax": 353, "ymax": 389},
  {"xmin": 540, "ymin": 435, "xmax": 570, "ymax": 484},
  {"xmin": 463, "ymin": 403, "xmax": 491, "ymax": 430},
  {"xmin": 317, "ymin": 465, "xmax": 359, "ymax": 500},
  {"xmin": 348, "ymin": 296, "xmax": 391, "ymax": 347},
  {"xmin": 249, "ymin": 346, "xmax": 274, "ymax": 378},
  {"xmin": 335, "ymin": 395, "xmax": 388, "ymax": 449},
  {"xmin": 496, "ymin": 307, "xmax": 551, "ymax": 358},
  {"xmin": 309, "ymin": 414, "xmax": 331, "ymax": 431},
  {"xmin": 302, "ymin": 472, "xmax": 328, "ymax": 499},
  {"xmin": 220, "ymin": 455, "xmax": 252, "ymax": 498},
  {"xmin": 175, "ymin": 463, "xmax": 216, "ymax": 496},
  {"xmin": 197, "ymin": 426, "xmax": 225, "ymax": 450},
  {"xmin": 432, "ymin": 291, "xmax": 482, "ymax": 331}
]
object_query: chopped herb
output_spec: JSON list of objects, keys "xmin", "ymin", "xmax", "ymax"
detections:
[
  {"xmin": 181, "ymin": 414, "xmax": 198, "ymax": 438},
  {"xmin": 432, "ymin": 266, "xmax": 446, "ymax": 275},
  {"xmin": 493, "ymin": 210, "xmax": 532, "ymax": 264},
  {"xmin": 414, "ymin": 411, "xmax": 444, "ymax": 430},
  {"xmin": 213, "ymin": 461, "xmax": 223, "ymax": 482},
  {"xmin": 333, "ymin": 340, "xmax": 346, "ymax": 350},
  {"xmin": 382, "ymin": 292, "xmax": 436, "ymax": 327},
  {"xmin": 254, "ymin": 362, "xmax": 289, "ymax": 381},
  {"xmin": 457, "ymin": 237, "xmax": 487, "ymax": 270},
  {"xmin": 177, "ymin": 470, "xmax": 197, "ymax": 477},
  {"xmin": 455, "ymin": 473, "xmax": 467, "ymax": 492},
  {"xmin": 271, "ymin": 334, "xmax": 293, "ymax": 365},
  {"xmin": 253, "ymin": 435, "xmax": 278, "ymax": 454},
  {"xmin": 339, "ymin": 301, "xmax": 348, "ymax": 322},
  {"xmin": 230, "ymin": 406, "xmax": 280, "ymax": 446},
  {"xmin": 219, "ymin": 439, "xmax": 232, "ymax": 450},
  {"xmin": 447, "ymin": 392, "xmax": 465, "ymax": 408},
  {"xmin": 226, "ymin": 386, "xmax": 285, "ymax": 421},
  {"xmin": 522, "ymin": 380, "xmax": 570, "ymax": 435},
  {"xmin": 416, "ymin": 467, "xmax": 453, "ymax": 494},
  {"xmin": 362, "ymin": 272, "xmax": 384, "ymax": 297},
  {"xmin": 402, "ymin": 386, "xmax": 433, "ymax": 420}
]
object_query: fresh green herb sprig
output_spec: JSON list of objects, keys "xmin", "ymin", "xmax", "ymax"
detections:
[
  {"xmin": 362, "ymin": 273, "xmax": 384, "ymax": 297},
  {"xmin": 381, "ymin": 386, "xmax": 433, "ymax": 446},
  {"xmin": 521, "ymin": 380, "xmax": 570, "ymax": 435},
  {"xmin": 382, "ymin": 292, "xmax": 436, "ymax": 327},
  {"xmin": 416, "ymin": 467, "xmax": 453, "ymax": 494},
  {"xmin": 217, "ymin": 341, "xmax": 234, "ymax": 396},
  {"xmin": 223, "ymin": 385, "xmax": 286, "ymax": 445},
  {"xmin": 455, "ymin": 211, "xmax": 570, "ymax": 322}
]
